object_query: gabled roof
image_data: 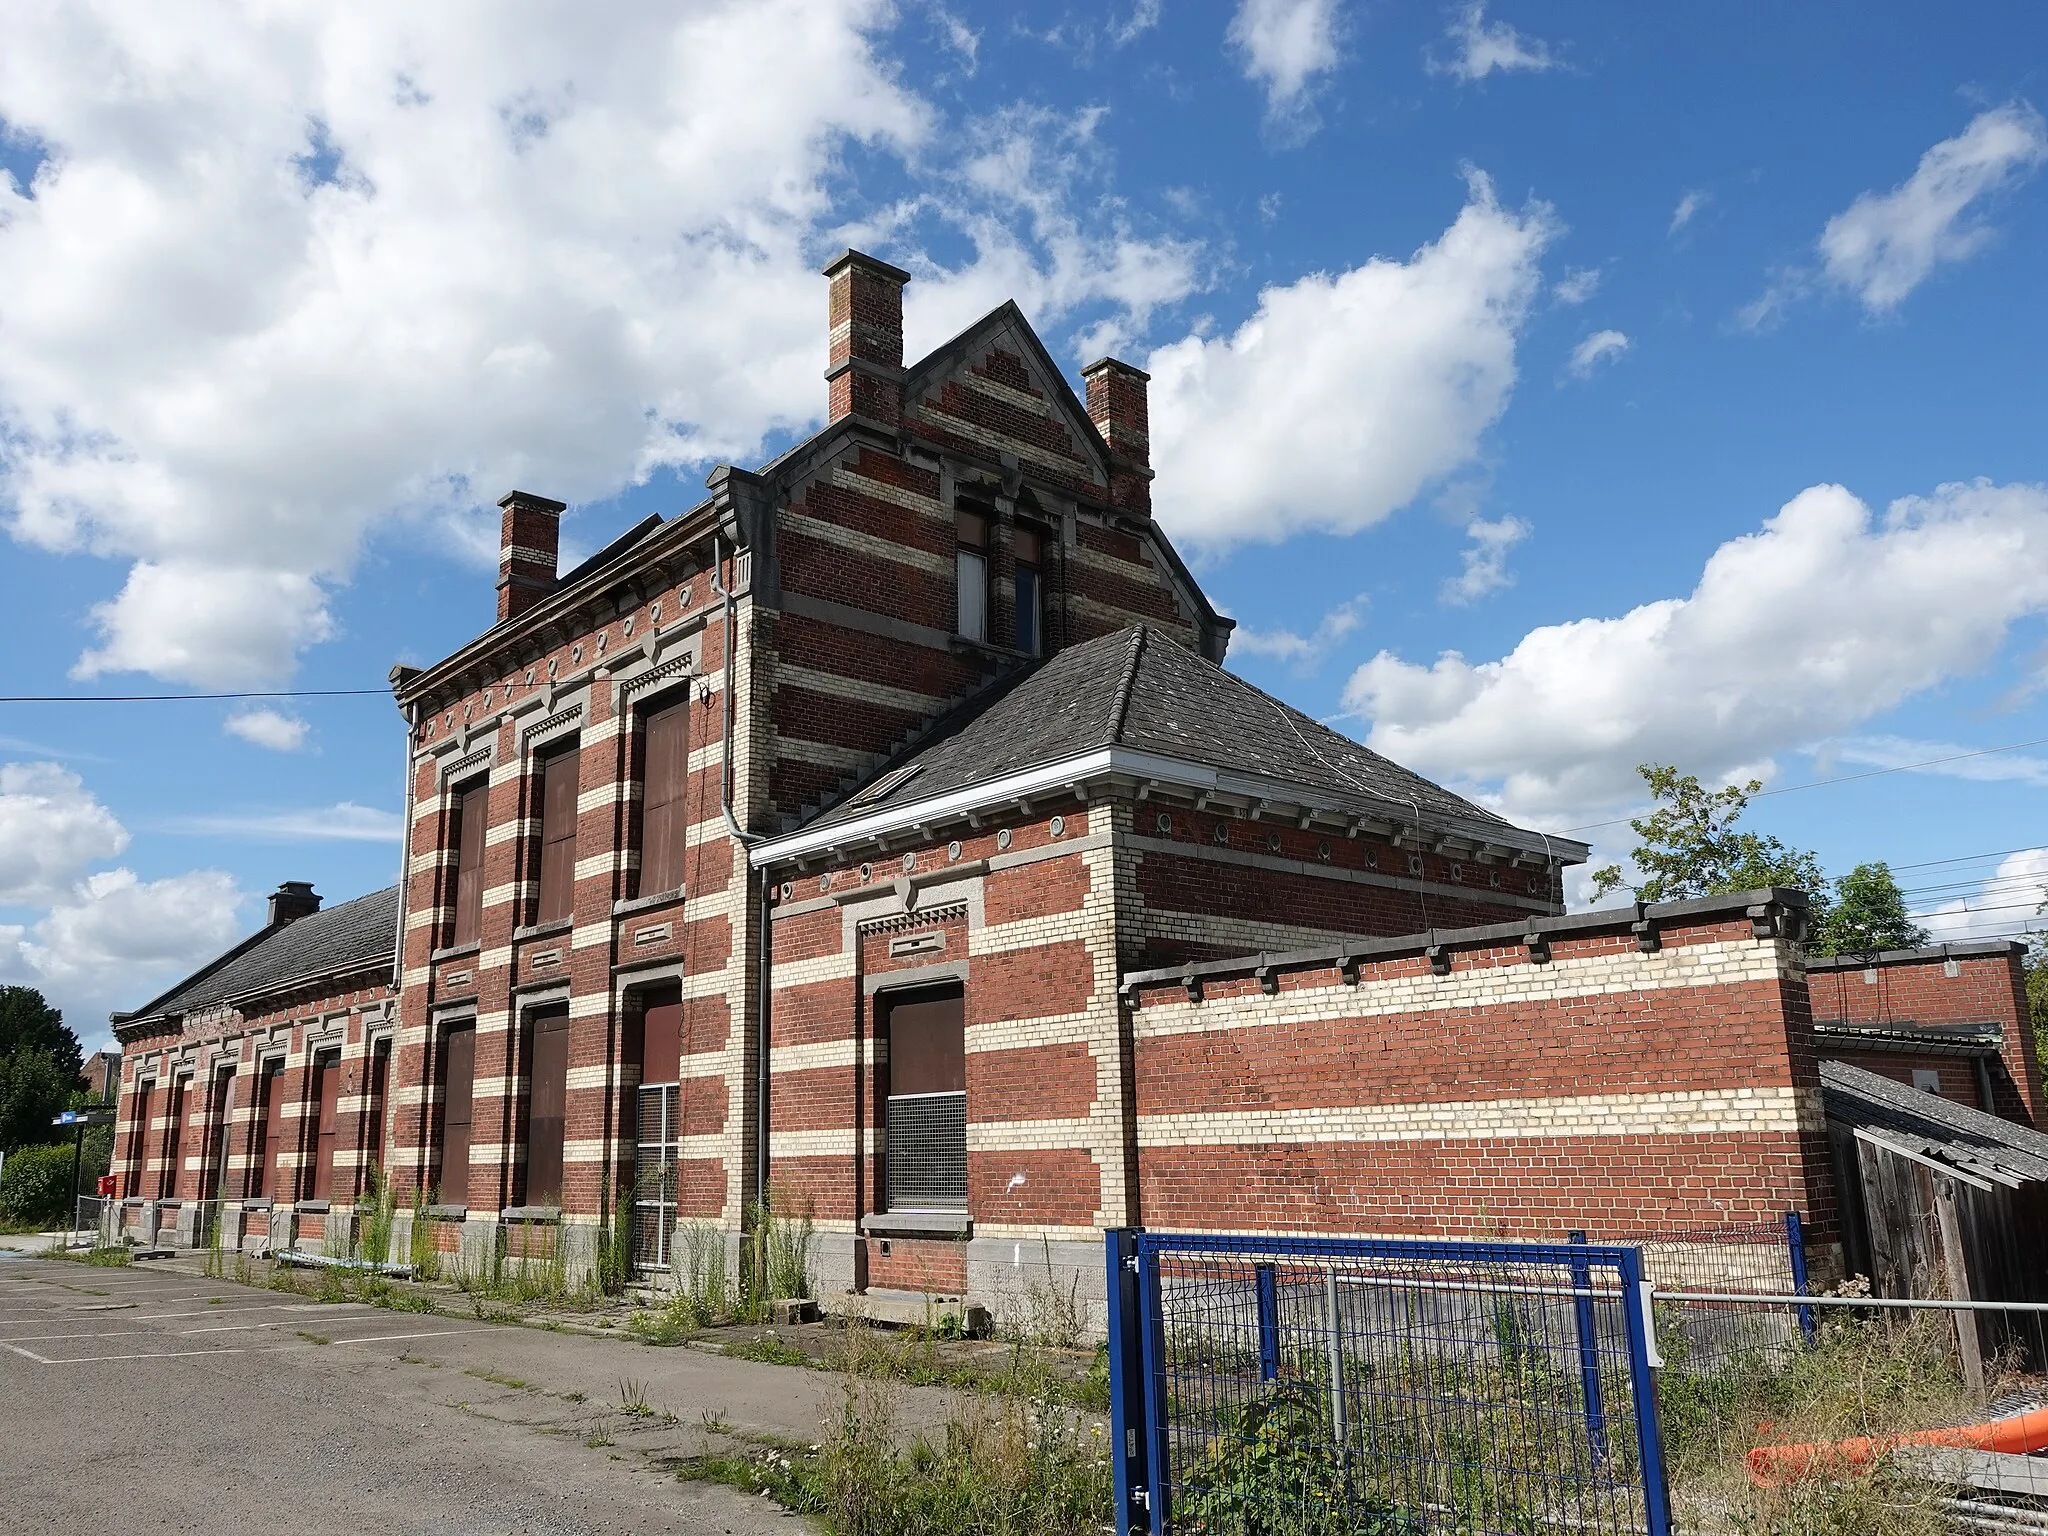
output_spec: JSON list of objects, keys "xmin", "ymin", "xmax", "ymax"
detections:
[
  {"xmin": 116, "ymin": 886, "xmax": 398, "ymax": 1040},
  {"xmin": 769, "ymin": 625, "xmax": 1578, "ymax": 862},
  {"xmin": 1821, "ymin": 1059, "xmax": 2048, "ymax": 1187}
]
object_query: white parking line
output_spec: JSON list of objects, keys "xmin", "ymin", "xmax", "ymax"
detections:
[{"xmin": 326, "ymin": 1329, "xmax": 484, "ymax": 1346}]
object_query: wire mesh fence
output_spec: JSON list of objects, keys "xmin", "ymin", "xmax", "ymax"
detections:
[
  {"xmin": 1107, "ymin": 1230, "xmax": 1670, "ymax": 1536},
  {"xmin": 1590, "ymin": 1217, "xmax": 1807, "ymax": 1376}
]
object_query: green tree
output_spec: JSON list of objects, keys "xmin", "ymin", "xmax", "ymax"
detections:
[
  {"xmin": 0, "ymin": 988, "xmax": 83, "ymax": 1153},
  {"xmin": 2027, "ymin": 935, "xmax": 2048, "ymax": 1072},
  {"xmin": 1590, "ymin": 765, "xmax": 1831, "ymax": 925},
  {"xmin": 1812, "ymin": 862, "xmax": 1927, "ymax": 955},
  {"xmin": 0, "ymin": 987, "xmax": 81, "ymax": 1081}
]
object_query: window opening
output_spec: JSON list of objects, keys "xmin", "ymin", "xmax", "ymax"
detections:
[
  {"xmin": 159, "ymin": 1076, "xmax": 189, "ymax": 1200},
  {"xmin": 632, "ymin": 987, "xmax": 684, "ymax": 1272},
  {"xmin": 536, "ymin": 746, "xmax": 581, "ymax": 924},
  {"xmin": 437, "ymin": 1025, "xmax": 476, "ymax": 1205},
  {"xmin": 451, "ymin": 780, "xmax": 488, "ymax": 947},
  {"xmin": 639, "ymin": 699, "xmax": 689, "ymax": 897},
  {"xmin": 256, "ymin": 1059, "xmax": 287, "ymax": 1200},
  {"xmin": 881, "ymin": 987, "xmax": 967, "ymax": 1211},
  {"xmin": 1014, "ymin": 523, "xmax": 1045, "ymax": 656},
  {"xmin": 309, "ymin": 1050, "xmax": 342, "ymax": 1200},
  {"xmin": 203, "ymin": 1067, "xmax": 236, "ymax": 1203},
  {"xmin": 362, "ymin": 1041, "xmax": 390, "ymax": 1192},
  {"xmin": 956, "ymin": 509, "xmax": 989, "ymax": 643},
  {"xmin": 523, "ymin": 1008, "xmax": 570, "ymax": 1206}
]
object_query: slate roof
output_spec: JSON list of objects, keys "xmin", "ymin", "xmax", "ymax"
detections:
[
  {"xmin": 118, "ymin": 886, "xmax": 398, "ymax": 1035},
  {"xmin": 804, "ymin": 625, "xmax": 1533, "ymax": 840},
  {"xmin": 1820, "ymin": 1059, "xmax": 2048, "ymax": 1186}
]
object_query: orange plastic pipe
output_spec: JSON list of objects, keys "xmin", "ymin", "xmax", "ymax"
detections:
[{"xmin": 1747, "ymin": 1405, "xmax": 2048, "ymax": 1484}]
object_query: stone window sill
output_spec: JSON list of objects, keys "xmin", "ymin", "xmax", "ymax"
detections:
[
  {"xmin": 239, "ymin": 1198, "xmax": 272, "ymax": 1212},
  {"xmin": 861, "ymin": 1210, "xmax": 971, "ymax": 1240},
  {"xmin": 425, "ymin": 1204, "xmax": 467, "ymax": 1221},
  {"xmin": 513, "ymin": 919, "xmax": 573, "ymax": 942},
  {"xmin": 614, "ymin": 888, "xmax": 685, "ymax": 918},
  {"xmin": 501, "ymin": 1205, "xmax": 561, "ymax": 1225},
  {"xmin": 296, "ymin": 1199, "xmax": 331, "ymax": 1214},
  {"xmin": 431, "ymin": 942, "xmax": 481, "ymax": 963}
]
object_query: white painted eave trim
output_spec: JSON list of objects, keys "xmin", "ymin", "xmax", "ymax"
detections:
[{"xmin": 749, "ymin": 745, "xmax": 1586, "ymax": 868}]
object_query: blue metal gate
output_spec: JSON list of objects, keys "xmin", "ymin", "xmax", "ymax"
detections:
[{"xmin": 1105, "ymin": 1229, "xmax": 1673, "ymax": 1536}]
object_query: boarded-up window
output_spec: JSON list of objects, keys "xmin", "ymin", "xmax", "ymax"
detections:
[
  {"xmin": 160, "ymin": 1077, "xmax": 189, "ymax": 1199},
  {"xmin": 639, "ymin": 701, "xmax": 689, "ymax": 898},
  {"xmin": 438, "ymin": 1026, "xmax": 476, "ymax": 1205},
  {"xmin": 524, "ymin": 1009, "xmax": 570, "ymax": 1207},
  {"xmin": 451, "ymin": 781, "xmax": 488, "ymax": 948},
  {"xmin": 536, "ymin": 747, "xmax": 580, "ymax": 924},
  {"xmin": 641, "ymin": 986, "xmax": 683, "ymax": 1086},
  {"xmin": 882, "ymin": 987, "xmax": 967, "ymax": 1211},
  {"xmin": 309, "ymin": 1051, "xmax": 341, "ymax": 1199},
  {"xmin": 258, "ymin": 1060, "xmax": 288, "ymax": 1200},
  {"xmin": 127, "ymin": 1080, "xmax": 153, "ymax": 1196},
  {"xmin": 204, "ymin": 1069, "xmax": 236, "ymax": 1203},
  {"xmin": 363, "ymin": 1041, "xmax": 390, "ymax": 1190}
]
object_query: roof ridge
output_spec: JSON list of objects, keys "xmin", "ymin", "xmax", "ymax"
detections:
[{"xmin": 1107, "ymin": 624, "xmax": 1146, "ymax": 744}]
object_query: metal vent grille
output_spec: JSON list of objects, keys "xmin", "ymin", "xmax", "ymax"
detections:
[
  {"xmin": 633, "ymin": 1084, "xmax": 680, "ymax": 1272},
  {"xmin": 885, "ymin": 1092, "xmax": 967, "ymax": 1210}
]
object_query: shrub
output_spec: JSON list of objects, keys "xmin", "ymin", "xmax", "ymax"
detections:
[{"xmin": 0, "ymin": 1142, "xmax": 79, "ymax": 1228}]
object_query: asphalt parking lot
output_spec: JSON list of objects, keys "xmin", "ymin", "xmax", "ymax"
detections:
[{"xmin": 0, "ymin": 1251, "xmax": 840, "ymax": 1535}]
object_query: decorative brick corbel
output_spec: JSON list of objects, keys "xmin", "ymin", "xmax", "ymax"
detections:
[
  {"xmin": 1523, "ymin": 930, "xmax": 1551, "ymax": 965},
  {"xmin": 1631, "ymin": 904, "xmax": 1661, "ymax": 954},
  {"xmin": 1426, "ymin": 942, "xmax": 1451, "ymax": 978},
  {"xmin": 1181, "ymin": 969, "xmax": 1203, "ymax": 1004},
  {"xmin": 1339, "ymin": 953, "xmax": 1363, "ymax": 987},
  {"xmin": 1254, "ymin": 957, "xmax": 1278, "ymax": 996}
]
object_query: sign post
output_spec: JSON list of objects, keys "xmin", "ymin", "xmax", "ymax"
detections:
[{"xmin": 53, "ymin": 1109, "xmax": 116, "ymax": 1244}]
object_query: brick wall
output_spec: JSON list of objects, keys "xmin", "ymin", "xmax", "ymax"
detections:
[
  {"xmin": 1807, "ymin": 943, "xmax": 2042, "ymax": 1124},
  {"xmin": 1122, "ymin": 897, "xmax": 1836, "ymax": 1249}
]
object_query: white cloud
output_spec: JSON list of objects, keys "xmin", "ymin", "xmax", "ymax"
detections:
[
  {"xmin": 1228, "ymin": 0, "xmax": 1343, "ymax": 122},
  {"xmin": 1566, "ymin": 328, "xmax": 1630, "ymax": 379},
  {"xmin": 1110, "ymin": 0, "xmax": 1163, "ymax": 47},
  {"xmin": 1669, "ymin": 189, "xmax": 1709, "ymax": 236},
  {"xmin": 1440, "ymin": 514, "xmax": 1529, "ymax": 604},
  {"xmin": 0, "ymin": 4, "xmax": 1201, "ymax": 688},
  {"xmin": 1819, "ymin": 104, "xmax": 2047, "ymax": 314},
  {"xmin": 2, "ymin": 868, "xmax": 247, "ymax": 1045},
  {"xmin": 223, "ymin": 707, "xmax": 310, "ymax": 752},
  {"xmin": 1231, "ymin": 596, "xmax": 1368, "ymax": 669},
  {"xmin": 1920, "ymin": 848, "xmax": 2048, "ymax": 943},
  {"xmin": 0, "ymin": 762, "xmax": 129, "ymax": 905},
  {"xmin": 159, "ymin": 802, "xmax": 403, "ymax": 843},
  {"xmin": 1430, "ymin": 3, "xmax": 1557, "ymax": 83},
  {"xmin": 1552, "ymin": 266, "xmax": 1600, "ymax": 305},
  {"xmin": 929, "ymin": 6, "xmax": 980, "ymax": 73},
  {"xmin": 1344, "ymin": 478, "xmax": 2048, "ymax": 830},
  {"xmin": 1742, "ymin": 104, "xmax": 2047, "ymax": 329},
  {"xmin": 1147, "ymin": 171, "xmax": 1557, "ymax": 547}
]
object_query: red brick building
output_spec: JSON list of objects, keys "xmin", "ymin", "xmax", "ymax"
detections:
[
  {"xmin": 102, "ymin": 254, "xmax": 2044, "ymax": 1318},
  {"xmin": 110, "ymin": 882, "xmax": 396, "ymax": 1253}
]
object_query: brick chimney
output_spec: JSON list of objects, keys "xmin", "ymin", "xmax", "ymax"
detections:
[
  {"xmin": 823, "ymin": 250, "xmax": 910, "ymax": 429},
  {"xmin": 1081, "ymin": 357, "xmax": 1153, "ymax": 518},
  {"xmin": 497, "ymin": 490, "xmax": 566, "ymax": 622},
  {"xmin": 267, "ymin": 881, "xmax": 321, "ymax": 927}
]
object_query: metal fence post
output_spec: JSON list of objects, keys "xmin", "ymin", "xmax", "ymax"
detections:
[
  {"xmin": 1619, "ymin": 1247, "xmax": 1675, "ymax": 1536},
  {"xmin": 1104, "ymin": 1228, "xmax": 1151, "ymax": 1536},
  {"xmin": 1254, "ymin": 1262, "xmax": 1280, "ymax": 1382},
  {"xmin": 1784, "ymin": 1209, "xmax": 1816, "ymax": 1343},
  {"xmin": 1136, "ymin": 1237, "xmax": 1172, "ymax": 1536},
  {"xmin": 1569, "ymin": 1230, "xmax": 1609, "ymax": 1466},
  {"xmin": 1322, "ymin": 1267, "xmax": 1348, "ymax": 1453}
]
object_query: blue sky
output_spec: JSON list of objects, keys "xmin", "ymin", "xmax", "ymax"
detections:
[{"xmin": 3, "ymin": 1, "xmax": 2046, "ymax": 1049}]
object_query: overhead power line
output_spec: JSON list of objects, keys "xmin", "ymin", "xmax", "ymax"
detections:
[
  {"xmin": 1557, "ymin": 735, "xmax": 2048, "ymax": 836},
  {"xmin": 0, "ymin": 688, "xmax": 387, "ymax": 702}
]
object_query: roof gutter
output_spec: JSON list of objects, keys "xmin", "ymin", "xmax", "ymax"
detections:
[{"xmin": 748, "ymin": 744, "xmax": 1590, "ymax": 870}]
